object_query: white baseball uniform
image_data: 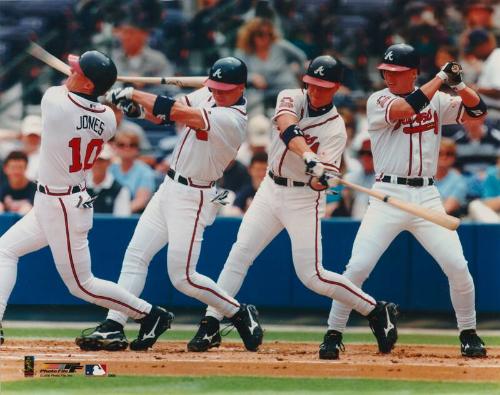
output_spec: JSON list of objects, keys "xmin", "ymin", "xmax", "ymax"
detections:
[
  {"xmin": 0, "ymin": 86, "xmax": 152, "ymax": 321},
  {"xmin": 106, "ymin": 87, "xmax": 247, "ymax": 326},
  {"xmin": 205, "ymin": 89, "xmax": 379, "ymax": 322},
  {"xmin": 328, "ymin": 88, "xmax": 477, "ymax": 333}
]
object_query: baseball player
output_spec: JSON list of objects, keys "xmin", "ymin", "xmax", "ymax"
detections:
[
  {"xmin": 327, "ymin": 44, "xmax": 487, "ymax": 358},
  {"xmin": 76, "ymin": 57, "xmax": 265, "ymax": 352},
  {"xmin": 187, "ymin": 55, "xmax": 399, "ymax": 358},
  {"xmin": 0, "ymin": 51, "xmax": 173, "ymax": 350}
]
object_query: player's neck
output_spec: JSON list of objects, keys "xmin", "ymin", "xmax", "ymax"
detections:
[
  {"xmin": 71, "ymin": 91, "xmax": 99, "ymax": 102},
  {"xmin": 307, "ymin": 98, "xmax": 333, "ymax": 117}
]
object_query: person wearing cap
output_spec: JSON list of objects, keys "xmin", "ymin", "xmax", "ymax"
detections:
[
  {"xmin": 466, "ymin": 29, "xmax": 500, "ymax": 123},
  {"xmin": 20, "ymin": 115, "xmax": 42, "ymax": 182},
  {"xmin": 185, "ymin": 55, "xmax": 400, "ymax": 358},
  {"xmin": 81, "ymin": 57, "xmax": 266, "ymax": 353},
  {"xmin": 327, "ymin": 43, "xmax": 487, "ymax": 359},
  {"xmin": 86, "ymin": 144, "xmax": 131, "ymax": 216}
]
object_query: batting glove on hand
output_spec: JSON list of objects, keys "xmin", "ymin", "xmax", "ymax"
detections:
[
  {"xmin": 118, "ymin": 99, "xmax": 145, "ymax": 119},
  {"xmin": 303, "ymin": 151, "xmax": 325, "ymax": 178},
  {"xmin": 437, "ymin": 62, "xmax": 466, "ymax": 91},
  {"xmin": 105, "ymin": 87, "xmax": 134, "ymax": 105}
]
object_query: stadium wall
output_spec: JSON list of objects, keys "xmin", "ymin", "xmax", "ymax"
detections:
[{"xmin": 5, "ymin": 214, "xmax": 500, "ymax": 313}]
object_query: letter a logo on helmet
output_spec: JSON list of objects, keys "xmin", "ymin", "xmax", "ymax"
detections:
[
  {"xmin": 384, "ymin": 51, "xmax": 394, "ymax": 61},
  {"xmin": 313, "ymin": 66, "xmax": 325, "ymax": 76},
  {"xmin": 212, "ymin": 68, "xmax": 223, "ymax": 79}
]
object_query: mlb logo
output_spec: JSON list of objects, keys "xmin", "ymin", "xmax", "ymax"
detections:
[{"xmin": 85, "ymin": 364, "xmax": 107, "ymax": 376}]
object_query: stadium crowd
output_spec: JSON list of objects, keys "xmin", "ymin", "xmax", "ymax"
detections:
[{"xmin": 0, "ymin": 0, "xmax": 499, "ymax": 221}]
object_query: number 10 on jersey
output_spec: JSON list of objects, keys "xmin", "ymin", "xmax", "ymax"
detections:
[{"xmin": 68, "ymin": 138, "xmax": 104, "ymax": 173}]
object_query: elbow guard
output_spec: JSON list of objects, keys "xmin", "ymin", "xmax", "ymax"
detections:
[
  {"xmin": 152, "ymin": 96, "xmax": 176, "ymax": 123},
  {"xmin": 280, "ymin": 124, "xmax": 304, "ymax": 148},
  {"xmin": 464, "ymin": 96, "xmax": 487, "ymax": 118},
  {"xmin": 405, "ymin": 88, "xmax": 430, "ymax": 114}
]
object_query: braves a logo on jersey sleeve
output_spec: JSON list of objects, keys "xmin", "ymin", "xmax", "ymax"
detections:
[{"xmin": 395, "ymin": 108, "xmax": 439, "ymax": 135}]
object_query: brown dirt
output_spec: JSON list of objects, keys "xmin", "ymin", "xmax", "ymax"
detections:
[{"xmin": 1, "ymin": 339, "xmax": 499, "ymax": 382}]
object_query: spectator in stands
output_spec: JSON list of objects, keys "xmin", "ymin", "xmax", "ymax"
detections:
[
  {"xmin": 20, "ymin": 115, "xmax": 42, "ymax": 182},
  {"xmin": 236, "ymin": 114, "xmax": 271, "ymax": 166},
  {"xmin": 236, "ymin": 17, "xmax": 307, "ymax": 112},
  {"xmin": 112, "ymin": 14, "xmax": 174, "ymax": 93},
  {"xmin": 0, "ymin": 151, "xmax": 36, "ymax": 216},
  {"xmin": 87, "ymin": 144, "xmax": 131, "ymax": 216},
  {"xmin": 231, "ymin": 152, "xmax": 268, "ymax": 214},
  {"xmin": 342, "ymin": 138, "xmax": 375, "ymax": 219},
  {"xmin": 466, "ymin": 29, "xmax": 500, "ymax": 125},
  {"xmin": 469, "ymin": 152, "xmax": 500, "ymax": 223},
  {"xmin": 110, "ymin": 131, "xmax": 155, "ymax": 213},
  {"xmin": 434, "ymin": 138, "xmax": 468, "ymax": 217},
  {"xmin": 449, "ymin": 118, "xmax": 500, "ymax": 176}
]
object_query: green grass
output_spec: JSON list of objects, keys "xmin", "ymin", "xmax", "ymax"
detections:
[
  {"xmin": 2, "ymin": 376, "xmax": 500, "ymax": 395},
  {"xmin": 4, "ymin": 327, "xmax": 500, "ymax": 346}
]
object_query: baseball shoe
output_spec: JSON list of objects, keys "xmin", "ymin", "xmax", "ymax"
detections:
[
  {"xmin": 187, "ymin": 316, "xmax": 222, "ymax": 352},
  {"xmin": 367, "ymin": 301, "xmax": 399, "ymax": 354},
  {"xmin": 75, "ymin": 319, "xmax": 128, "ymax": 351},
  {"xmin": 0, "ymin": 322, "xmax": 4, "ymax": 345},
  {"xmin": 130, "ymin": 306, "xmax": 174, "ymax": 351},
  {"xmin": 460, "ymin": 329, "xmax": 487, "ymax": 358},
  {"xmin": 319, "ymin": 330, "xmax": 345, "ymax": 360},
  {"xmin": 230, "ymin": 304, "xmax": 263, "ymax": 351}
]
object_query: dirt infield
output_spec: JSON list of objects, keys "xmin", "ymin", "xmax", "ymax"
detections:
[{"xmin": 1, "ymin": 339, "xmax": 499, "ymax": 382}]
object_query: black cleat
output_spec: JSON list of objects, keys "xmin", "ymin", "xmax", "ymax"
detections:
[
  {"xmin": 0, "ymin": 322, "xmax": 4, "ymax": 346},
  {"xmin": 460, "ymin": 329, "xmax": 487, "ymax": 358},
  {"xmin": 130, "ymin": 306, "xmax": 174, "ymax": 351},
  {"xmin": 367, "ymin": 301, "xmax": 399, "ymax": 354},
  {"xmin": 319, "ymin": 330, "xmax": 345, "ymax": 360},
  {"xmin": 230, "ymin": 304, "xmax": 263, "ymax": 351},
  {"xmin": 76, "ymin": 319, "xmax": 128, "ymax": 351},
  {"xmin": 188, "ymin": 316, "xmax": 222, "ymax": 352}
]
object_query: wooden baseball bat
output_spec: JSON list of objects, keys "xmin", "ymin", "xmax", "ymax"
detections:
[
  {"xmin": 27, "ymin": 42, "xmax": 206, "ymax": 88},
  {"xmin": 325, "ymin": 174, "xmax": 460, "ymax": 230}
]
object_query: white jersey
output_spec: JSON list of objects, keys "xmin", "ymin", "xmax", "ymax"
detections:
[
  {"xmin": 38, "ymin": 86, "xmax": 116, "ymax": 188},
  {"xmin": 367, "ymin": 88, "xmax": 465, "ymax": 177},
  {"xmin": 170, "ymin": 87, "xmax": 247, "ymax": 182},
  {"xmin": 269, "ymin": 89, "xmax": 346, "ymax": 182}
]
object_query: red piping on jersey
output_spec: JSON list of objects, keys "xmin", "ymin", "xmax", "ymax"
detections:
[
  {"xmin": 418, "ymin": 132, "xmax": 423, "ymax": 176},
  {"xmin": 302, "ymin": 115, "xmax": 339, "ymax": 132},
  {"xmin": 313, "ymin": 193, "xmax": 375, "ymax": 306},
  {"xmin": 385, "ymin": 98, "xmax": 398, "ymax": 124},
  {"xmin": 275, "ymin": 108, "xmax": 297, "ymax": 118},
  {"xmin": 300, "ymin": 108, "xmax": 304, "ymax": 120},
  {"xmin": 185, "ymin": 191, "xmax": 240, "ymax": 308},
  {"xmin": 434, "ymin": 111, "xmax": 439, "ymax": 134},
  {"xmin": 456, "ymin": 103, "xmax": 464, "ymax": 124},
  {"xmin": 407, "ymin": 133, "xmax": 413, "ymax": 176},
  {"xmin": 175, "ymin": 129, "xmax": 191, "ymax": 168},
  {"xmin": 184, "ymin": 96, "xmax": 191, "ymax": 106},
  {"xmin": 67, "ymin": 94, "xmax": 106, "ymax": 113},
  {"xmin": 202, "ymin": 108, "xmax": 210, "ymax": 131},
  {"xmin": 57, "ymin": 198, "xmax": 146, "ymax": 316},
  {"xmin": 230, "ymin": 106, "xmax": 247, "ymax": 116},
  {"xmin": 278, "ymin": 148, "xmax": 288, "ymax": 176}
]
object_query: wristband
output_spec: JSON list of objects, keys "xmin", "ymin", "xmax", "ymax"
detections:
[
  {"xmin": 152, "ymin": 96, "xmax": 176, "ymax": 122},
  {"xmin": 436, "ymin": 71, "xmax": 448, "ymax": 81},
  {"xmin": 451, "ymin": 82, "xmax": 466, "ymax": 91},
  {"xmin": 405, "ymin": 88, "xmax": 430, "ymax": 114},
  {"xmin": 464, "ymin": 96, "xmax": 487, "ymax": 118},
  {"xmin": 280, "ymin": 124, "xmax": 304, "ymax": 147}
]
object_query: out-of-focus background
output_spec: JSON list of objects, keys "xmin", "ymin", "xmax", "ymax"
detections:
[{"xmin": 0, "ymin": 0, "xmax": 499, "ymax": 319}]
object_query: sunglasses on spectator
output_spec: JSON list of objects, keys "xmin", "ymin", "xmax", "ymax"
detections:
[
  {"xmin": 439, "ymin": 151, "xmax": 455, "ymax": 157},
  {"xmin": 116, "ymin": 142, "xmax": 139, "ymax": 149}
]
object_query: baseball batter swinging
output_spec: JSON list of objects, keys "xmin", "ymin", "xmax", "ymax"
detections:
[
  {"xmin": 327, "ymin": 44, "xmax": 487, "ymax": 358},
  {"xmin": 77, "ymin": 57, "xmax": 265, "ymax": 352},
  {"xmin": 187, "ymin": 55, "xmax": 399, "ymax": 358},
  {"xmin": 0, "ymin": 51, "xmax": 173, "ymax": 350}
]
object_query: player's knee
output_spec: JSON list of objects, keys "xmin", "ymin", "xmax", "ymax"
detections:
[
  {"xmin": 448, "ymin": 264, "xmax": 474, "ymax": 290},
  {"xmin": 168, "ymin": 270, "xmax": 191, "ymax": 294},
  {"xmin": 343, "ymin": 263, "xmax": 370, "ymax": 286},
  {"xmin": 123, "ymin": 245, "xmax": 152, "ymax": 269}
]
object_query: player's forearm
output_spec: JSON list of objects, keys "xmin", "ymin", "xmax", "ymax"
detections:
[
  {"xmin": 170, "ymin": 103, "xmax": 206, "ymax": 130},
  {"xmin": 456, "ymin": 86, "xmax": 480, "ymax": 107},
  {"xmin": 288, "ymin": 136, "xmax": 312, "ymax": 157},
  {"xmin": 131, "ymin": 90, "xmax": 158, "ymax": 114},
  {"xmin": 389, "ymin": 77, "xmax": 444, "ymax": 120}
]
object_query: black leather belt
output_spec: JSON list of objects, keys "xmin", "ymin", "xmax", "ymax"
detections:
[
  {"xmin": 380, "ymin": 175, "xmax": 434, "ymax": 187},
  {"xmin": 268, "ymin": 171, "xmax": 307, "ymax": 187},
  {"xmin": 167, "ymin": 168, "xmax": 214, "ymax": 189},
  {"xmin": 37, "ymin": 184, "xmax": 85, "ymax": 196}
]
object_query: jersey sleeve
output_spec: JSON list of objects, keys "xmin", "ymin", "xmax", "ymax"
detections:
[
  {"xmin": 366, "ymin": 91, "xmax": 398, "ymax": 131},
  {"xmin": 103, "ymin": 108, "xmax": 117, "ymax": 141},
  {"xmin": 435, "ymin": 91, "xmax": 465, "ymax": 125},
  {"xmin": 272, "ymin": 89, "xmax": 303, "ymax": 122},
  {"xmin": 204, "ymin": 107, "xmax": 247, "ymax": 148}
]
